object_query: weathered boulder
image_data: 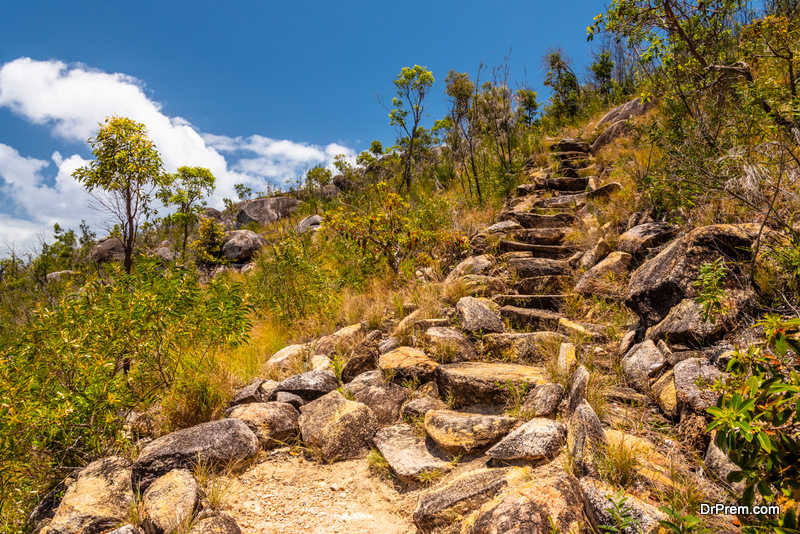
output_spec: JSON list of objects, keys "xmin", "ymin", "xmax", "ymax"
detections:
[
  {"xmin": 446, "ymin": 255, "xmax": 495, "ymax": 281},
  {"xmin": 673, "ymin": 358, "xmax": 723, "ymax": 414},
  {"xmin": 574, "ymin": 251, "xmax": 631, "ymax": 296},
  {"xmin": 272, "ymin": 370, "xmax": 339, "ymax": 402},
  {"xmin": 273, "ymin": 391, "xmax": 304, "ymax": 409},
  {"xmin": 482, "ymin": 332, "xmax": 565, "ymax": 363},
  {"xmin": 579, "ymin": 238, "xmax": 611, "ymax": 270},
  {"xmin": 552, "ymin": 138, "xmax": 590, "ymax": 153},
  {"xmin": 227, "ymin": 402, "xmax": 299, "ymax": 447},
  {"xmin": 459, "ymin": 275, "xmax": 509, "ymax": 298},
  {"xmin": 312, "ymin": 323, "xmax": 363, "ymax": 356},
  {"xmin": 142, "ymin": 469, "xmax": 198, "ymax": 534},
  {"xmin": 341, "ymin": 338, "xmax": 379, "ymax": 382},
  {"xmin": 581, "ymin": 478, "xmax": 666, "ymax": 534},
  {"xmin": 264, "ymin": 344, "xmax": 306, "ymax": 373},
  {"xmin": 566, "ymin": 401, "xmax": 605, "ymax": 477},
  {"xmin": 188, "ymin": 513, "xmax": 241, "ymax": 534},
  {"xmin": 425, "ymin": 410, "xmax": 517, "ymax": 455},
  {"xmin": 625, "ymin": 224, "xmax": 759, "ymax": 327},
  {"xmin": 597, "ymin": 97, "xmax": 653, "ymax": 128},
  {"xmin": 556, "ymin": 343, "xmax": 578, "ymax": 380},
  {"xmin": 705, "ymin": 434, "xmax": 745, "ymax": 493},
  {"xmin": 505, "ymin": 212, "xmax": 574, "ymax": 229},
  {"xmin": 557, "ymin": 318, "xmax": 608, "ymax": 343},
  {"xmin": 565, "ymin": 365, "xmax": 590, "ymax": 417},
  {"xmin": 402, "ymin": 396, "xmax": 448, "ymax": 420},
  {"xmin": 508, "ymin": 227, "xmax": 566, "ymax": 246},
  {"xmin": 298, "ymin": 390, "xmax": 378, "ymax": 462},
  {"xmin": 504, "ymin": 254, "xmax": 571, "ymax": 279},
  {"xmin": 373, "ymin": 424, "xmax": 453, "ymax": 483},
  {"xmin": 617, "ymin": 222, "xmax": 677, "ymax": 256},
  {"xmin": 520, "ymin": 383, "xmax": 564, "ymax": 418},
  {"xmin": 230, "ymin": 378, "xmax": 276, "ymax": 406},
  {"xmin": 235, "ymin": 197, "xmax": 300, "ymax": 227},
  {"xmin": 423, "ymin": 327, "xmax": 479, "ymax": 362},
  {"xmin": 221, "ymin": 230, "xmax": 267, "ymax": 262},
  {"xmin": 412, "ymin": 467, "xmax": 530, "ymax": 531},
  {"xmin": 378, "ymin": 337, "xmax": 400, "ymax": 355},
  {"xmin": 645, "ymin": 291, "xmax": 753, "ymax": 345},
  {"xmin": 499, "ymin": 306, "xmax": 562, "ymax": 331},
  {"xmin": 132, "ymin": 419, "xmax": 258, "ymax": 489},
  {"xmin": 455, "ymin": 297, "xmax": 506, "ymax": 334},
  {"xmin": 651, "ymin": 370, "xmax": 679, "ymax": 419},
  {"xmin": 438, "ymin": 362, "xmax": 546, "ymax": 406},
  {"xmin": 344, "ymin": 370, "xmax": 383, "ymax": 396},
  {"xmin": 352, "ymin": 383, "xmax": 410, "ymax": 426},
  {"xmin": 515, "ymin": 275, "xmax": 572, "ymax": 295},
  {"xmin": 591, "ymin": 121, "xmax": 633, "ymax": 154},
  {"xmin": 622, "ymin": 340, "xmax": 667, "ymax": 391},
  {"xmin": 46, "ymin": 269, "xmax": 78, "ymax": 283},
  {"xmin": 461, "ymin": 467, "xmax": 585, "ymax": 534},
  {"xmin": 487, "ymin": 418, "xmax": 566, "ymax": 461},
  {"xmin": 42, "ymin": 456, "xmax": 133, "ymax": 534},
  {"xmin": 89, "ymin": 237, "xmax": 125, "ymax": 264},
  {"xmin": 296, "ymin": 214, "xmax": 323, "ymax": 233},
  {"xmin": 379, "ymin": 347, "xmax": 440, "ymax": 383}
]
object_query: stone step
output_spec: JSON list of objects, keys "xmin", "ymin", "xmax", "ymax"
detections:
[
  {"xmin": 557, "ymin": 158, "xmax": 592, "ymax": 170},
  {"xmin": 557, "ymin": 168, "xmax": 581, "ymax": 178},
  {"xmin": 437, "ymin": 362, "xmax": 547, "ymax": 406},
  {"xmin": 503, "ymin": 212, "xmax": 574, "ymax": 229},
  {"xmin": 514, "ymin": 276, "xmax": 572, "ymax": 295},
  {"xmin": 535, "ymin": 193, "xmax": 587, "ymax": 209},
  {"xmin": 503, "ymin": 254, "xmax": 572, "ymax": 278},
  {"xmin": 491, "ymin": 294, "xmax": 566, "ymax": 312},
  {"xmin": 500, "ymin": 306, "xmax": 563, "ymax": 331},
  {"xmin": 544, "ymin": 177, "xmax": 591, "ymax": 192},
  {"xmin": 497, "ymin": 241, "xmax": 576, "ymax": 259},
  {"xmin": 550, "ymin": 139, "xmax": 590, "ymax": 153},
  {"xmin": 507, "ymin": 228, "xmax": 567, "ymax": 246},
  {"xmin": 551, "ymin": 150, "xmax": 589, "ymax": 161}
]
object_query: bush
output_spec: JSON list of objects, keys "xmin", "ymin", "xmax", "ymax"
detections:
[{"xmin": 191, "ymin": 218, "xmax": 229, "ymax": 266}]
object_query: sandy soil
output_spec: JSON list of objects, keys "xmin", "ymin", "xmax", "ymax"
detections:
[{"xmin": 217, "ymin": 448, "xmax": 421, "ymax": 534}]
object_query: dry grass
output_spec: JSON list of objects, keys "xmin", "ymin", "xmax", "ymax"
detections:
[
  {"xmin": 366, "ymin": 448, "xmax": 393, "ymax": 480},
  {"xmin": 593, "ymin": 436, "xmax": 641, "ymax": 489}
]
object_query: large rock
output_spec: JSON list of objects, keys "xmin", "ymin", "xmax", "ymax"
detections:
[
  {"xmin": 505, "ymin": 212, "xmax": 574, "ymax": 229},
  {"xmin": 264, "ymin": 344, "xmax": 306, "ymax": 373},
  {"xmin": 625, "ymin": 224, "xmax": 759, "ymax": 327},
  {"xmin": 459, "ymin": 275, "xmax": 508, "ymax": 297},
  {"xmin": 402, "ymin": 396, "xmax": 448, "ymax": 420},
  {"xmin": 574, "ymin": 251, "xmax": 631, "ymax": 296},
  {"xmin": 621, "ymin": 340, "xmax": 667, "ymax": 391},
  {"xmin": 461, "ymin": 467, "xmax": 585, "ymax": 534},
  {"xmin": 482, "ymin": 332, "xmax": 565, "ymax": 363},
  {"xmin": 597, "ymin": 97, "xmax": 653, "ymax": 128},
  {"xmin": 352, "ymin": 383, "xmax": 410, "ymax": 425},
  {"xmin": 425, "ymin": 410, "xmax": 517, "ymax": 455},
  {"xmin": 673, "ymin": 358, "xmax": 723, "ymax": 414},
  {"xmin": 705, "ymin": 434, "xmax": 745, "ymax": 493},
  {"xmin": 132, "ymin": 419, "xmax": 258, "ymax": 489},
  {"xmin": 42, "ymin": 457, "xmax": 133, "ymax": 534},
  {"xmin": 235, "ymin": 197, "xmax": 300, "ymax": 227},
  {"xmin": 372, "ymin": 424, "xmax": 453, "ymax": 483},
  {"xmin": 499, "ymin": 306, "xmax": 562, "ymax": 331},
  {"xmin": 344, "ymin": 370, "xmax": 383, "ymax": 397},
  {"xmin": 456, "ymin": 297, "xmax": 506, "ymax": 334},
  {"xmin": 591, "ymin": 121, "xmax": 633, "ymax": 154},
  {"xmin": 617, "ymin": 222, "xmax": 677, "ymax": 256},
  {"xmin": 651, "ymin": 370, "xmax": 679, "ymax": 419},
  {"xmin": 413, "ymin": 467, "xmax": 530, "ymax": 531},
  {"xmin": 188, "ymin": 514, "xmax": 241, "ymax": 534},
  {"xmin": 312, "ymin": 323, "xmax": 364, "ymax": 356},
  {"xmin": 487, "ymin": 418, "xmax": 566, "ymax": 461},
  {"xmin": 504, "ymin": 254, "xmax": 571, "ymax": 279},
  {"xmin": 89, "ymin": 237, "xmax": 125, "ymax": 264},
  {"xmin": 298, "ymin": 390, "xmax": 378, "ymax": 462},
  {"xmin": 645, "ymin": 291, "xmax": 753, "ymax": 345},
  {"xmin": 565, "ymin": 365, "xmax": 590, "ymax": 417},
  {"xmin": 142, "ymin": 469, "xmax": 198, "ymax": 534},
  {"xmin": 447, "ymin": 255, "xmax": 495, "ymax": 281},
  {"xmin": 227, "ymin": 402, "xmax": 299, "ymax": 447},
  {"xmin": 379, "ymin": 347, "xmax": 440, "ymax": 383},
  {"xmin": 221, "ymin": 230, "xmax": 267, "ymax": 262},
  {"xmin": 296, "ymin": 214, "xmax": 323, "ymax": 233},
  {"xmin": 520, "ymin": 383, "xmax": 565, "ymax": 418},
  {"xmin": 340, "ymin": 338, "xmax": 379, "ymax": 382},
  {"xmin": 552, "ymin": 138, "xmax": 590, "ymax": 153},
  {"xmin": 581, "ymin": 478, "xmax": 666, "ymax": 534},
  {"xmin": 579, "ymin": 238, "xmax": 611, "ymax": 270},
  {"xmin": 423, "ymin": 327, "xmax": 479, "ymax": 362},
  {"xmin": 272, "ymin": 370, "xmax": 339, "ymax": 402},
  {"xmin": 438, "ymin": 362, "xmax": 546, "ymax": 406},
  {"xmin": 567, "ymin": 401, "xmax": 606, "ymax": 477}
]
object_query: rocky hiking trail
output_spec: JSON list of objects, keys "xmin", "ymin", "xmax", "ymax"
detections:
[{"xmin": 34, "ymin": 131, "xmax": 758, "ymax": 533}]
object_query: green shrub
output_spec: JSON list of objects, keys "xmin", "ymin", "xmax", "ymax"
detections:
[{"xmin": 191, "ymin": 218, "xmax": 229, "ymax": 266}]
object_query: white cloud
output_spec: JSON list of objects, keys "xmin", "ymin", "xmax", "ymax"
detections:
[{"xmin": 0, "ymin": 58, "xmax": 354, "ymax": 253}]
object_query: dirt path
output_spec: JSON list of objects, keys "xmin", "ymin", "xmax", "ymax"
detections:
[{"xmin": 217, "ymin": 448, "xmax": 420, "ymax": 534}]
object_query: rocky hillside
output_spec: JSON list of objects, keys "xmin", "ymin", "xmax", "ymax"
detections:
[{"xmin": 28, "ymin": 119, "xmax": 791, "ymax": 534}]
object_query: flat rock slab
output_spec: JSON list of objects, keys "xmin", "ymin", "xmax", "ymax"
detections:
[
  {"xmin": 491, "ymin": 294, "xmax": 565, "ymax": 312},
  {"xmin": 645, "ymin": 292, "xmax": 753, "ymax": 345},
  {"xmin": 500, "ymin": 306, "xmax": 562, "ymax": 331},
  {"xmin": 574, "ymin": 251, "xmax": 631, "ymax": 296},
  {"xmin": 379, "ymin": 347, "xmax": 440, "ymax": 383},
  {"xmin": 298, "ymin": 390, "xmax": 378, "ymax": 462},
  {"xmin": 438, "ymin": 362, "xmax": 547, "ymax": 406},
  {"xmin": 504, "ymin": 254, "xmax": 571, "ymax": 278},
  {"xmin": 133, "ymin": 419, "xmax": 258, "ymax": 490},
  {"xmin": 521, "ymin": 383, "xmax": 565, "ymax": 418},
  {"xmin": 487, "ymin": 418, "xmax": 566, "ymax": 461},
  {"xmin": 413, "ymin": 466, "xmax": 530, "ymax": 531},
  {"xmin": 505, "ymin": 212, "xmax": 574, "ymax": 229},
  {"xmin": 459, "ymin": 275, "xmax": 508, "ymax": 298},
  {"xmin": 352, "ymin": 383, "xmax": 410, "ymax": 426},
  {"xmin": 622, "ymin": 340, "xmax": 667, "ymax": 391},
  {"xmin": 142, "ymin": 468, "xmax": 198, "ymax": 534},
  {"xmin": 228, "ymin": 402, "xmax": 300, "ymax": 448},
  {"xmin": 456, "ymin": 296, "xmax": 506, "ymax": 334},
  {"xmin": 272, "ymin": 370, "xmax": 339, "ymax": 402},
  {"xmin": 44, "ymin": 456, "xmax": 133, "ymax": 534},
  {"xmin": 497, "ymin": 241, "xmax": 576, "ymax": 259},
  {"xmin": 446, "ymin": 255, "xmax": 495, "ymax": 281},
  {"xmin": 551, "ymin": 139, "xmax": 590, "ymax": 153},
  {"xmin": 652, "ymin": 370, "xmax": 679, "ymax": 419},
  {"xmin": 461, "ymin": 466, "xmax": 585, "ymax": 534},
  {"xmin": 482, "ymin": 332, "xmax": 565, "ymax": 364},
  {"xmin": 617, "ymin": 222, "xmax": 677, "ymax": 256},
  {"xmin": 545, "ymin": 176, "xmax": 591, "ymax": 191},
  {"xmin": 515, "ymin": 275, "xmax": 572, "ymax": 295},
  {"xmin": 673, "ymin": 357, "xmax": 723, "ymax": 413},
  {"xmin": 535, "ymin": 193, "xmax": 587, "ymax": 209},
  {"xmin": 402, "ymin": 396, "xmax": 448, "ymax": 420},
  {"xmin": 507, "ymin": 228, "xmax": 566, "ymax": 245},
  {"xmin": 423, "ymin": 327, "xmax": 479, "ymax": 362},
  {"xmin": 567, "ymin": 401, "xmax": 606, "ymax": 477},
  {"xmin": 425, "ymin": 410, "xmax": 517, "ymax": 455},
  {"xmin": 373, "ymin": 424, "xmax": 453, "ymax": 483}
]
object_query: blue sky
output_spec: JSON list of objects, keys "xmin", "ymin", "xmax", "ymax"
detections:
[{"xmin": 0, "ymin": 0, "xmax": 608, "ymax": 252}]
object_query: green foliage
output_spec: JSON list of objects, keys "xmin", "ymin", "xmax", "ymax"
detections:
[
  {"xmin": 158, "ymin": 166, "xmax": 216, "ymax": 260},
  {"xmin": 601, "ymin": 490, "xmax": 639, "ymax": 533},
  {"xmin": 707, "ymin": 314, "xmax": 800, "ymax": 531},
  {"xmin": 0, "ymin": 260, "xmax": 252, "ymax": 527},
  {"xmin": 658, "ymin": 504, "xmax": 710, "ymax": 534},
  {"xmin": 191, "ymin": 218, "xmax": 229, "ymax": 267},
  {"xmin": 73, "ymin": 116, "xmax": 167, "ymax": 273},
  {"xmin": 515, "ymin": 88, "xmax": 540, "ymax": 126},
  {"xmin": 388, "ymin": 65, "xmax": 435, "ymax": 190},
  {"xmin": 306, "ymin": 164, "xmax": 332, "ymax": 189},
  {"xmin": 693, "ymin": 257, "xmax": 730, "ymax": 324},
  {"xmin": 543, "ymin": 49, "xmax": 581, "ymax": 120},
  {"xmin": 247, "ymin": 233, "xmax": 332, "ymax": 323}
]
